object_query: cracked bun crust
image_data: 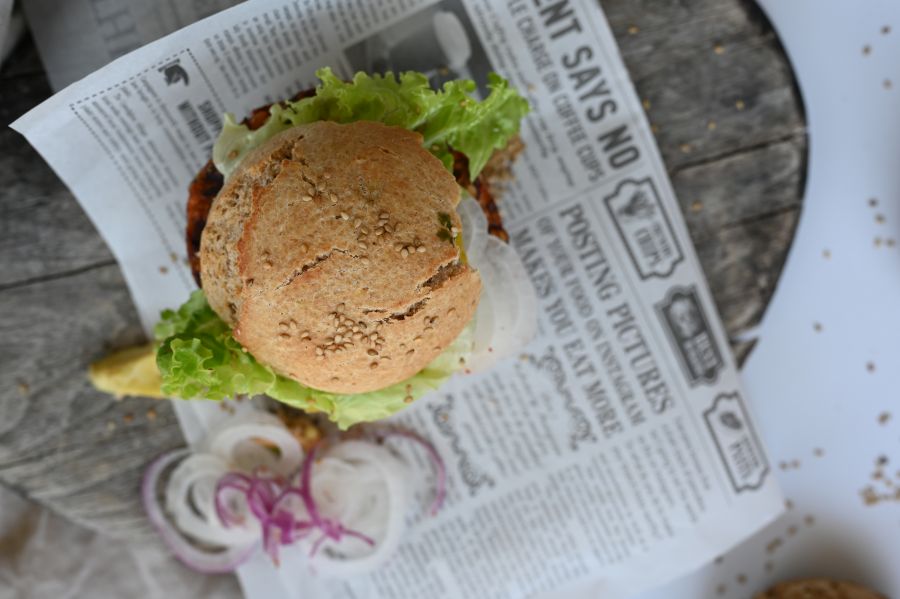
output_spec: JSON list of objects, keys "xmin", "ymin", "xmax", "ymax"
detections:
[
  {"xmin": 200, "ymin": 121, "xmax": 481, "ymax": 394},
  {"xmin": 755, "ymin": 580, "xmax": 886, "ymax": 599}
]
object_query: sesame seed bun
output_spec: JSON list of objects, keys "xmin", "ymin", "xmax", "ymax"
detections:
[
  {"xmin": 200, "ymin": 121, "xmax": 481, "ymax": 394},
  {"xmin": 754, "ymin": 579, "xmax": 887, "ymax": 599}
]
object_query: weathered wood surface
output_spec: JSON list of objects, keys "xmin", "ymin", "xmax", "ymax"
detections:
[{"xmin": 0, "ymin": 0, "xmax": 806, "ymax": 541}]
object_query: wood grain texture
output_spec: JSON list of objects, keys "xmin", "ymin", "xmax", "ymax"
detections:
[{"xmin": 0, "ymin": 0, "xmax": 807, "ymax": 540}]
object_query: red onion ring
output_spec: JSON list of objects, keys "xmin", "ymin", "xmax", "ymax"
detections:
[
  {"xmin": 146, "ymin": 427, "xmax": 444, "ymax": 574},
  {"xmin": 142, "ymin": 449, "xmax": 257, "ymax": 574}
]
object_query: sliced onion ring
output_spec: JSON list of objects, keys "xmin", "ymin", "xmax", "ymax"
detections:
[
  {"xmin": 467, "ymin": 233, "xmax": 537, "ymax": 372},
  {"xmin": 143, "ymin": 449, "xmax": 257, "ymax": 574},
  {"xmin": 307, "ymin": 442, "xmax": 410, "ymax": 577},
  {"xmin": 206, "ymin": 412, "xmax": 303, "ymax": 476},
  {"xmin": 166, "ymin": 453, "xmax": 260, "ymax": 547},
  {"xmin": 457, "ymin": 194, "xmax": 488, "ymax": 265}
]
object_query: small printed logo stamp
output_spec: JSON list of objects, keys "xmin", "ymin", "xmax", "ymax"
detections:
[
  {"xmin": 657, "ymin": 285, "xmax": 723, "ymax": 386},
  {"xmin": 604, "ymin": 177, "xmax": 683, "ymax": 279},
  {"xmin": 704, "ymin": 392, "xmax": 769, "ymax": 492},
  {"xmin": 159, "ymin": 59, "xmax": 190, "ymax": 86}
]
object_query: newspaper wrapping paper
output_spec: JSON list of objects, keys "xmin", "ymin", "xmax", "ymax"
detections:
[{"xmin": 12, "ymin": 0, "xmax": 784, "ymax": 597}]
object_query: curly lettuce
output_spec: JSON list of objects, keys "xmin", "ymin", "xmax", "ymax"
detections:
[
  {"xmin": 213, "ymin": 67, "xmax": 529, "ymax": 181},
  {"xmin": 155, "ymin": 291, "xmax": 471, "ymax": 429}
]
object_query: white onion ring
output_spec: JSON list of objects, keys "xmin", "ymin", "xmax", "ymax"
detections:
[
  {"xmin": 142, "ymin": 450, "xmax": 257, "ymax": 574},
  {"xmin": 467, "ymin": 235, "xmax": 538, "ymax": 372},
  {"xmin": 166, "ymin": 453, "xmax": 260, "ymax": 547},
  {"xmin": 306, "ymin": 442, "xmax": 410, "ymax": 577},
  {"xmin": 457, "ymin": 194, "xmax": 488, "ymax": 265},
  {"xmin": 205, "ymin": 412, "xmax": 303, "ymax": 476}
]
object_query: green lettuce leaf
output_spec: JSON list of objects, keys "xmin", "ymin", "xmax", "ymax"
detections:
[
  {"xmin": 154, "ymin": 290, "xmax": 471, "ymax": 429},
  {"xmin": 212, "ymin": 67, "xmax": 529, "ymax": 180}
]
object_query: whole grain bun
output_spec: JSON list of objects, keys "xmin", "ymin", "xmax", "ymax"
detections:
[
  {"xmin": 200, "ymin": 121, "xmax": 481, "ymax": 394},
  {"xmin": 754, "ymin": 579, "xmax": 887, "ymax": 599}
]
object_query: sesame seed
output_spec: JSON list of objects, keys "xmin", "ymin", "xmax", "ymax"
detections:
[
  {"xmin": 279, "ymin": 333, "xmax": 291, "ymax": 340},
  {"xmin": 301, "ymin": 243, "xmax": 309, "ymax": 253},
  {"xmin": 368, "ymin": 349, "xmax": 378, "ymax": 356},
  {"xmin": 400, "ymin": 248, "xmax": 409, "ymax": 257},
  {"xmin": 329, "ymin": 193, "xmax": 337, "ymax": 204},
  {"xmin": 447, "ymin": 308, "xmax": 456, "ymax": 316},
  {"xmin": 278, "ymin": 322, "xmax": 289, "ymax": 331},
  {"xmin": 407, "ymin": 349, "xmax": 415, "ymax": 356},
  {"xmin": 416, "ymin": 246, "xmax": 426, "ymax": 253},
  {"xmin": 264, "ymin": 260, "xmax": 273, "ymax": 269},
  {"xmin": 414, "ymin": 336, "xmax": 422, "ymax": 343},
  {"xmin": 352, "ymin": 326, "xmax": 360, "ymax": 332},
  {"xmin": 375, "ymin": 228, "xmax": 384, "ymax": 236},
  {"xmin": 340, "ymin": 212, "xmax": 350, "ymax": 220},
  {"xmin": 384, "ymin": 223, "xmax": 394, "ymax": 233},
  {"xmin": 337, "ymin": 326, "xmax": 347, "ymax": 334},
  {"xmin": 379, "ymin": 212, "xmax": 389, "ymax": 219},
  {"xmin": 370, "ymin": 362, "xmax": 379, "ymax": 369},
  {"xmin": 290, "ymin": 319, "xmax": 299, "ymax": 328},
  {"xmin": 338, "ymin": 303, "xmax": 345, "ymax": 311},
  {"xmin": 358, "ymin": 241, "xmax": 367, "ymax": 249},
  {"xmin": 301, "ymin": 331, "xmax": 311, "ymax": 339},
  {"xmin": 335, "ymin": 334, "xmax": 343, "ymax": 343},
  {"xmin": 361, "ymin": 257, "xmax": 370, "ymax": 265},
  {"xmin": 353, "ymin": 331, "xmax": 363, "ymax": 339},
  {"xmin": 301, "ymin": 195, "xmax": 313, "ymax": 202},
  {"xmin": 354, "ymin": 219, "xmax": 362, "ymax": 228},
  {"xmin": 404, "ymin": 395, "xmax": 414, "ymax": 404}
]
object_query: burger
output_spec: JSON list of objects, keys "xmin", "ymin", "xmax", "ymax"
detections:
[{"xmin": 146, "ymin": 68, "xmax": 533, "ymax": 428}]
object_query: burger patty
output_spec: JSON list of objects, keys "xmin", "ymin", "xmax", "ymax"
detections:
[{"xmin": 186, "ymin": 92, "xmax": 519, "ymax": 283}]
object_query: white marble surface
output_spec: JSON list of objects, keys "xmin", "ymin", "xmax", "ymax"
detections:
[{"xmin": 637, "ymin": 1, "xmax": 900, "ymax": 597}]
